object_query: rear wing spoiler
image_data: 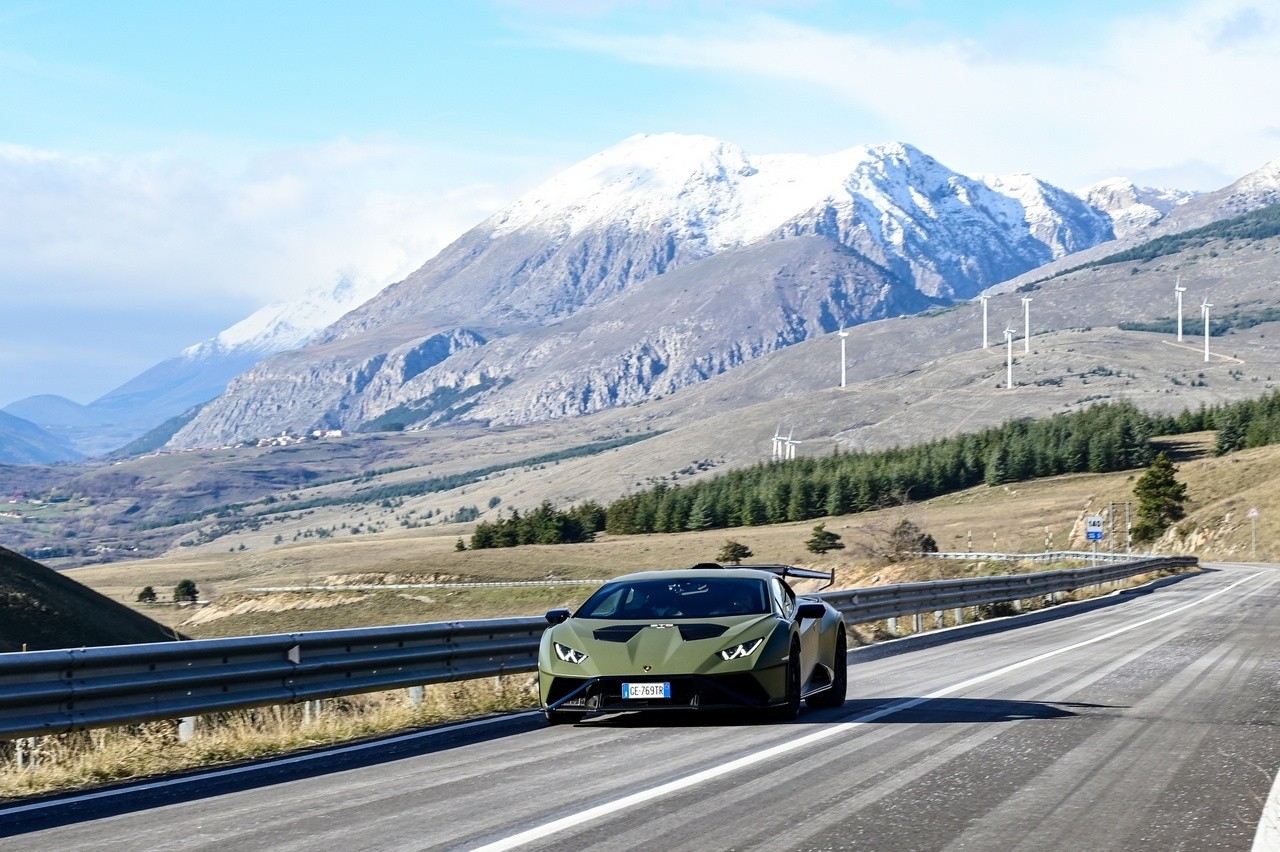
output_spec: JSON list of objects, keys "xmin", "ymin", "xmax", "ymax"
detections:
[{"xmin": 692, "ymin": 562, "xmax": 835, "ymax": 590}]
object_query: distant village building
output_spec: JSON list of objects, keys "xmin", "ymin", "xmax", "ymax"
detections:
[{"xmin": 258, "ymin": 429, "xmax": 343, "ymax": 447}]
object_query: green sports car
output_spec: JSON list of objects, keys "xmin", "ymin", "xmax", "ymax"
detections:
[{"xmin": 538, "ymin": 563, "xmax": 847, "ymax": 724}]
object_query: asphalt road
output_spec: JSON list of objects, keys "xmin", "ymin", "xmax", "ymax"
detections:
[{"xmin": 5, "ymin": 562, "xmax": 1280, "ymax": 851}]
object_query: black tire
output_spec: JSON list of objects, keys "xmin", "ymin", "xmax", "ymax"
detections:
[
  {"xmin": 768, "ymin": 639, "xmax": 802, "ymax": 722},
  {"xmin": 807, "ymin": 628, "xmax": 847, "ymax": 709}
]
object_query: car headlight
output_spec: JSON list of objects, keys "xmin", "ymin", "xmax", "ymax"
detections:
[
  {"xmin": 553, "ymin": 642, "xmax": 589, "ymax": 665},
  {"xmin": 717, "ymin": 637, "xmax": 764, "ymax": 661}
]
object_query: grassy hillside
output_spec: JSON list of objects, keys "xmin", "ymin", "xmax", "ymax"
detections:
[
  {"xmin": 0, "ymin": 546, "xmax": 180, "ymax": 652},
  {"xmin": 58, "ymin": 430, "xmax": 1265, "ymax": 640}
]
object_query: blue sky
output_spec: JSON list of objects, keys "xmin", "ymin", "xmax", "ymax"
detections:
[{"xmin": 2, "ymin": 0, "xmax": 1278, "ymax": 407}]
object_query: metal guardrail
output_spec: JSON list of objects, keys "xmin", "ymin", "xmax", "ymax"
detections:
[
  {"xmin": 0, "ymin": 556, "xmax": 1195, "ymax": 741},
  {"xmin": 926, "ymin": 550, "xmax": 1143, "ymax": 564},
  {"xmin": 247, "ymin": 580, "xmax": 607, "ymax": 592},
  {"xmin": 820, "ymin": 556, "xmax": 1196, "ymax": 624},
  {"xmin": 0, "ymin": 617, "xmax": 544, "ymax": 741}
]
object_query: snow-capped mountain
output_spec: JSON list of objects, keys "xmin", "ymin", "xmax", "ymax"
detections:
[
  {"xmin": 184, "ymin": 274, "xmax": 383, "ymax": 360},
  {"xmin": 1152, "ymin": 156, "xmax": 1280, "ymax": 233},
  {"xmin": 169, "ymin": 133, "xmax": 1122, "ymax": 449},
  {"xmin": 319, "ymin": 135, "xmax": 1112, "ymax": 346},
  {"xmin": 4, "ymin": 273, "xmax": 386, "ymax": 456},
  {"xmin": 1080, "ymin": 178, "xmax": 1195, "ymax": 239}
]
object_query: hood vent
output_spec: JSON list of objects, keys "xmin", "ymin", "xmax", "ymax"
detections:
[
  {"xmin": 677, "ymin": 624, "xmax": 729, "ymax": 641},
  {"xmin": 591, "ymin": 623, "xmax": 730, "ymax": 642},
  {"xmin": 593, "ymin": 625, "xmax": 647, "ymax": 642}
]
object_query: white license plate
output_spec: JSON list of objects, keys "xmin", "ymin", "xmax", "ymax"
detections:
[{"xmin": 622, "ymin": 682, "xmax": 670, "ymax": 699}]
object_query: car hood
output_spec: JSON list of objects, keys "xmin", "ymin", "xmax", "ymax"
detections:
[{"xmin": 551, "ymin": 615, "xmax": 776, "ymax": 675}]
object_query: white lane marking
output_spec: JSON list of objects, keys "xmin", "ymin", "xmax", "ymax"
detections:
[
  {"xmin": 472, "ymin": 570, "xmax": 1268, "ymax": 851},
  {"xmin": 0, "ymin": 712, "xmax": 540, "ymax": 819},
  {"xmin": 1256, "ymin": 766, "xmax": 1280, "ymax": 852}
]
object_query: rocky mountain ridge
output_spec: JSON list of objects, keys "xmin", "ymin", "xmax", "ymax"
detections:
[{"xmin": 168, "ymin": 134, "xmax": 1121, "ymax": 448}]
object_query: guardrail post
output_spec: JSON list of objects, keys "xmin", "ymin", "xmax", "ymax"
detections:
[
  {"xmin": 953, "ymin": 607, "xmax": 964, "ymax": 625},
  {"xmin": 178, "ymin": 717, "xmax": 196, "ymax": 742},
  {"xmin": 1012, "ymin": 599, "xmax": 1023, "ymax": 614},
  {"xmin": 408, "ymin": 686, "xmax": 425, "ymax": 707},
  {"xmin": 887, "ymin": 616, "xmax": 898, "ymax": 635},
  {"xmin": 912, "ymin": 613, "xmax": 923, "ymax": 633},
  {"xmin": 934, "ymin": 610, "xmax": 944, "ymax": 629},
  {"xmin": 303, "ymin": 699, "xmax": 322, "ymax": 724},
  {"xmin": 15, "ymin": 736, "xmax": 35, "ymax": 768}
]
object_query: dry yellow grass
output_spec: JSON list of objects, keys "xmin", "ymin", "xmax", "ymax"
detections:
[{"xmin": 0, "ymin": 676, "xmax": 538, "ymax": 802}]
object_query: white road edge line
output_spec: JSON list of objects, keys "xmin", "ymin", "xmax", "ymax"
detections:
[
  {"xmin": 0, "ymin": 711, "xmax": 540, "ymax": 818},
  {"xmin": 1255, "ymin": 769, "xmax": 1280, "ymax": 852},
  {"xmin": 472, "ymin": 570, "xmax": 1268, "ymax": 852}
]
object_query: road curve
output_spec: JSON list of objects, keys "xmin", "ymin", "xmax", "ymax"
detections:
[{"xmin": 5, "ymin": 562, "xmax": 1280, "ymax": 851}]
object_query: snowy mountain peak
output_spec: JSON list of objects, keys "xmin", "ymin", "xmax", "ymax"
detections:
[
  {"xmin": 1080, "ymin": 178, "xmax": 1195, "ymax": 239},
  {"xmin": 977, "ymin": 172, "xmax": 1115, "ymax": 257},
  {"xmin": 1231, "ymin": 157, "xmax": 1280, "ymax": 194},
  {"xmin": 183, "ymin": 273, "xmax": 384, "ymax": 360},
  {"xmin": 488, "ymin": 133, "xmax": 938, "ymax": 250}
]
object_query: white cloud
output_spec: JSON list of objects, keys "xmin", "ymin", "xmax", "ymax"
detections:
[
  {"xmin": 0, "ymin": 136, "xmax": 528, "ymax": 405},
  {"xmin": 0, "ymin": 137, "xmax": 508, "ymax": 313},
  {"xmin": 533, "ymin": 0, "xmax": 1280, "ymax": 190}
]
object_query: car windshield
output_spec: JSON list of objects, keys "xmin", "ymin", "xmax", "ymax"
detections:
[{"xmin": 575, "ymin": 577, "xmax": 771, "ymax": 620}]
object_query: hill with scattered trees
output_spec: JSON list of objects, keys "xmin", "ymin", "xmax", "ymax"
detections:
[{"xmin": 466, "ymin": 389, "xmax": 1280, "ymax": 549}]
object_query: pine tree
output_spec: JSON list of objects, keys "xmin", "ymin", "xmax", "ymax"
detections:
[
  {"xmin": 983, "ymin": 446, "xmax": 1007, "ymax": 486},
  {"xmin": 1214, "ymin": 411, "xmax": 1246, "ymax": 456},
  {"xmin": 686, "ymin": 496, "xmax": 715, "ymax": 530},
  {"xmin": 136, "ymin": 585, "xmax": 157, "ymax": 604},
  {"xmin": 1132, "ymin": 452, "xmax": 1188, "ymax": 543},
  {"xmin": 717, "ymin": 540, "xmax": 753, "ymax": 565},
  {"xmin": 173, "ymin": 579, "xmax": 199, "ymax": 603},
  {"xmin": 805, "ymin": 523, "xmax": 845, "ymax": 555}
]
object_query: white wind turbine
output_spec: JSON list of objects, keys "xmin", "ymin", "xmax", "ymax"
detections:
[
  {"xmin": 980, "ymin": 294, "xmax": 990, "ymax": 349},
  {"xmin": 838, "ymin": 325, "xmax": 849, "ymax": 388},
  {"xmin": 785, "ymin": 429, "xmax": 801, "ymax": 461},
  {"xmin": 1003, "ymin": 326, "xmax": 1016, "ymax": 389},
  {"xmin": 1021, "ymin": 296, "xmax": 1032, "ymax": 353},
  {"xmin": 1201, "ymin": 297, "xmax": 1213, "ymax": 362},
  {"xmin": 771, "ymin": 425, "xmax": 784, "ymax": 461},
  {"xmin": 1174, "ymin": 276, "xmax": 1186, "ymax": 341}
]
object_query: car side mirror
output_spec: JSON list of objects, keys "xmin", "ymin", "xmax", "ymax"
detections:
[
  {"xmin": 796, "ymin": 602, "xmax": 826, "ymax": 620},
  {"xmin": 545, "ymin": 608, "xmax": 571, "ymax": 624}
]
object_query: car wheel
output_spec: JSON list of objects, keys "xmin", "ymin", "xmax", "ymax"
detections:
[
  {"xmin": 768, "ymin": 638, "xmax": 802, "ymax": 722},
  {"xmin": 807, "ymin": 627, "xmax": 847, "ymax": 709}
]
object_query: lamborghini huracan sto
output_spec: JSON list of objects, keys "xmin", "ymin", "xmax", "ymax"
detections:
[{"xmin": 538, "ymin": 563, "xmax": 847, "ymax": 724}]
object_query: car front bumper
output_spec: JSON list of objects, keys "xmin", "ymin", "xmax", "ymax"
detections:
[{"xmin": 540, "ymin": 666, "xmax": 787, "ymax": 714}]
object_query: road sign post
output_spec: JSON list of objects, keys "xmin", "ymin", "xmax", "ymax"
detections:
[
  {"xmin": 1086, "ymin": 515, "xmax": 1104, "ymax": 565},
  {"xmin": 1249, "ymin": 507, "xmax": 1260, "ymax": 559}
]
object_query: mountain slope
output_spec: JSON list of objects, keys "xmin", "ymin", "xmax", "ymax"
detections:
[
  {"xmin": 169, "ymin": 134, "xmax": 1117, "ymax": 448},
  {"xmin": 992, "ymin": 157, "xmax": 1280, "ymax": 295},
  {"xmin": 1080, "ymin": 178, "xmax": 1195, "ymax": 239},
  {"xmin": 0, "ymin": 545, "xmax": 179, "ymax": 651},
  {"xmin": 0, "ymin": 410, "xmax": 82, "ymax": 465},
  {"xmin": 1155, "ymin": 157, "xmax": 1280, "ymax": 232}
]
